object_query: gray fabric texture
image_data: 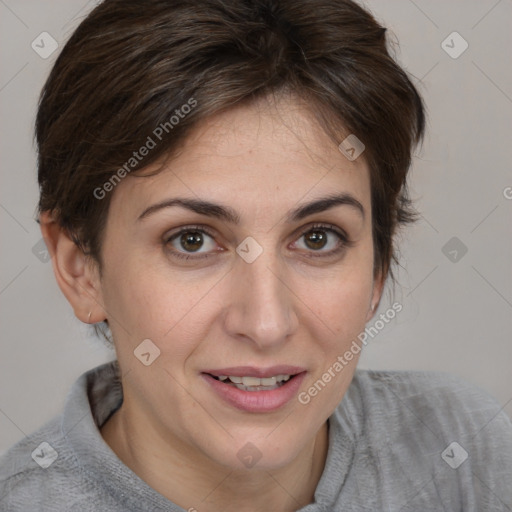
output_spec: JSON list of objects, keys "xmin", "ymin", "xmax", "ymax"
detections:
[{"xmin": 1, "ymin": 360, "xmax": 511, "ymax": 511}]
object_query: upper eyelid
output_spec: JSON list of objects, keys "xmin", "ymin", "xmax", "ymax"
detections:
[{"xmin": 164, "ymin": 222, "xmax": 347, "ymax": 239}]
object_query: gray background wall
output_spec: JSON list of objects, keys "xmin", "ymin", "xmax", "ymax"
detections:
[{"xmin": 1, "ymin": 0, "xmax": 511, "ymax": 455}]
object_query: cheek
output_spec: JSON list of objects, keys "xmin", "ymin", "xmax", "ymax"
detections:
[
  {"xmin": 99, "ymin": 255, "xmax": 168, "ymax": 338},
  {"xmin": 299, "ymin": 271, "xmax": 373, "ymax": 409},
  {"xmin": 304, "ymin": 263, "xmax": 375, "ymax": 342},
  {"xmin": 101, "ymin": 255, "xmax": 216, "ymax": 350}
]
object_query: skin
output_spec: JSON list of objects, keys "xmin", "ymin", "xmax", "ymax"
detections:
[{"xmin": 40, "ymin": 92, "xmax": 384, "ymax": 512}]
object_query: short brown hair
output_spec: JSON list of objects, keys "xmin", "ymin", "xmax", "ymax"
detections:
[{"xmin": 36, "ymin": 0, "xmax": 425, "ymax": 314}]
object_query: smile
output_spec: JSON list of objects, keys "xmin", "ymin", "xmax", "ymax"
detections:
[{"xmin": 201, "ymin": 367, "xmax": 307, "ymax": 412}]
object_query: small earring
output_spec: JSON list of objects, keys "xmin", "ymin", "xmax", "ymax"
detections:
[
  {"xmin": 88, "ymin": 311, "xmax": 92, "ymax": 323},
  {"xmin": 370, "ymin": 304, "xmax": 375, "ymax": 312}
]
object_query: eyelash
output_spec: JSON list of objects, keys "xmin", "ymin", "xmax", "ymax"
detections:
[{"xmin": 164, "ymin": 223, "xmax": 354, "ymax": 261}]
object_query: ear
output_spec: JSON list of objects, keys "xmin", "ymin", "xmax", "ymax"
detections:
[
  {"xmin": 39, "ymin": 211, "xmax": 105, "ymax": 324},
  {"xmin": 365, "ymin": 270, "xmax": 385, "ymax": 322}
]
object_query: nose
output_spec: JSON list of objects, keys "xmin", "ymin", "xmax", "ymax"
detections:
[{"xmin": 223, "ymin": 246, "xmax": 299, "ymax": 350}]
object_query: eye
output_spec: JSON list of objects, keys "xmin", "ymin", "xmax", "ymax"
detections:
[
  {"xmin": 293, "ymin": 223, "xmax": 353, "ymax": 257},
  {"xmin": 163, "ymin": 223, "xmax": 353, "ymax": 262},
  {"xmin": 164, "ymin": 225, "xmax": 219, "ymax": 260}
]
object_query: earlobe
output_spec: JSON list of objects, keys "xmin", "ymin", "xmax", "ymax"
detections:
[
  {"xmin": 366, "ymin": 302, "xmax": 376, "ymax": 322},
  {"xmin": 39, "ymin": 211, "xmax": 105, "ymax": 324},
  {"xmin": 366, "ymin": 271, "xmax": 385, "ymax": 322}
]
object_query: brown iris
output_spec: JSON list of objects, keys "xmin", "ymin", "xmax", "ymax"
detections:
[
  {"xmin": 304, "ymin": 229, "xmax": 328, "ymax": 250},
  {"xmin": 180, "ymin": 231, "xmax": 204, "ymax": 252}
]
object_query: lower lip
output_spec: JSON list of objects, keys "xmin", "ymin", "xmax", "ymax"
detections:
[{"xmin": 201, "ymin": 372, "xmax": 307, "ymax": 413}]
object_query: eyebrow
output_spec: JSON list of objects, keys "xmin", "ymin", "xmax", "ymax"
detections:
[{"xmin": 137, "ymin": 193, "xmax": 365, "ymax": 224}]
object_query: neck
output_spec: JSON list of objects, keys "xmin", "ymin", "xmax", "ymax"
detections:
[{"xmin": 101, "ymin": 401, "xmax": 329, "ymax": 512}]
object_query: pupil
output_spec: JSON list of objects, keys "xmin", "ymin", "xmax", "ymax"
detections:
[
  {"xmin": 181, "ymin": 231, "xmax": 203, "ymax": 252},
  {"xmin": 306, "ymin": 230, "xmax": 326, "ymax": 250}
]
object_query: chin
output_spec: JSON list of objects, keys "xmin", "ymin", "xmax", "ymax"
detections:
[{"xmin": 210, "ymin": 433, "xmax": 305, "ymax": 472}]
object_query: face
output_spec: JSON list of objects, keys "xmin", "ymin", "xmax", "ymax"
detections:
[{"xmin": 95, "ymin": 94, "xmax": 382, "ymax": 470}]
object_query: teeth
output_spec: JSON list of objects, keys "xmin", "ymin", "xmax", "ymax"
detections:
[
  {"xmin": 216, "ymin": 374, "xmax": 292, "ymax": 385},
  {"xmin": 242, "ymin": 376, "xmax": 268, "ymax": 386}
]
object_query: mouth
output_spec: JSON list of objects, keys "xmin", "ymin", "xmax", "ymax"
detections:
[{"xmin": 200, "ymin": 366, "xmax": 307, "ymax": 412}]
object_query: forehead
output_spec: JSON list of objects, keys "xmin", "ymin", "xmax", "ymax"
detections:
[{"xmin": 109, "ymin": 94, "xmax": 370, "ymax": 221}]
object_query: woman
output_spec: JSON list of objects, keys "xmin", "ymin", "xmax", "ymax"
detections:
[{"xmin": 1, "ymin": 0, "xmax": 511, "ymax": 510}]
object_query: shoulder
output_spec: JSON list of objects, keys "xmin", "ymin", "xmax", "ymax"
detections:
[
  {"xmin": 349, "ymin": 368, "xmax": 512, "ymax": 434},
  {"xmin": 335, "ymin": 369, "xmax": 512, "ymax": 509},
  {"xmin": 345, "ymin": 368, "xmax": 512, "ymax": 446},
  {"xmin": 0, "ymin": 415, "xmax": 84, "ymax": 511},
  {"xmin": 0, "ymin": 361, "xmax": 121, "ymax": 512}
]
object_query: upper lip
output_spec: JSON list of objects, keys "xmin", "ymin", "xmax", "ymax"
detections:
[{"xmin": 203, "ymin": 366, "xmax": 307, "ymax": 378}]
